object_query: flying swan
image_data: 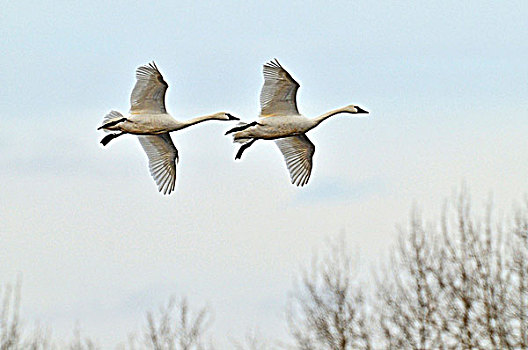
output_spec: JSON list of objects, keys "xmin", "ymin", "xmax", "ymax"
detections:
[
  {"xmin": 225, "ymin": 59, "xmax": 368, "ymax": 186},
  {"xmin": 98, "ymin": 62, "xmax": 239, "ymax": 195}
]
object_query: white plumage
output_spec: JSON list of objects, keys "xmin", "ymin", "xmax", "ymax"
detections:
[
  {"xmin": 226, "ymin": 59, "xmax": 369, "ymax": 187},
  {"xmin": 98, "ymin": 62, "xmax": 238, "ymax": 195}
]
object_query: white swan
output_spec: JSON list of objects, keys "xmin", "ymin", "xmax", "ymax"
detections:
[
  {"xmin": 225, "ymin": 59, "xmax": 368, "ymax": 186},
  {"xmin": 98, "ymin": 62, "xmax": 239, "ymax": 195}
]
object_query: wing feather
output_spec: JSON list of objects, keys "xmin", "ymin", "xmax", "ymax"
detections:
[
  {"xmin": 260, "ymin": 59, "xmax": 300, "ymax": 117},
  {"xmin": 130, "ymin": 62, "xmax": 168, "ymax": 114},
  {"xmin": 275, "ymin": 134, "xmax": 314, "ymax": 187},
  {"xmin": 138, "ymin": 134, "xmax": 178, "ymax": 195}
]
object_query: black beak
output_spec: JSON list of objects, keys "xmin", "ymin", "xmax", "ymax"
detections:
[
  {"xmin": 356, "ymin": 107, "xmax": 369, "ymax": 114},
  {"xmin": 227, "ymin": 113, "xmax": 240, "ymax": 121}
]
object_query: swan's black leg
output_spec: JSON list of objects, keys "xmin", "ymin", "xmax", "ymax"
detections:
[
  {"xmin": 97, "ymin": 118, "xmax": 128, "ymax": 130},
  {"xmin": 100, "ymin": 132, "xmax": 124, "ymax": 146},
  {"xmin": 225, "ymin": 121, "xmax": 261, "ymax": 135},
  {"xmin": 235, "ymin": 139, "xmax": 256, "ymax": 160}
]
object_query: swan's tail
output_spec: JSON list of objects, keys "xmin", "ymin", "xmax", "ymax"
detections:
[{"xmin": 98, "ymin": 111, "xmax": 127, "ymax": 132}]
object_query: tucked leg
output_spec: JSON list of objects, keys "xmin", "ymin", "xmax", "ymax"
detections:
[
  {"xmin": 225, "ymin": 121, "xmax": 261, "ymax": 135},
  {"xmin": 235, "ymin": 139, "xmax": 256, "ymax": 160},
  {"xmin": 100, "ymin": 132, "xmax": 124, "ymax": 146},
  {"xmin": 97, "ymin": 118, "xmax": 128, "ymax": 130}
]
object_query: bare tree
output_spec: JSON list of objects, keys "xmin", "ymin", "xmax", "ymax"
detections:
[
  {"xmin": 3, "ymin": 191, "xmax": 528, "ymax": 349},
  {"xmin": 68, "ymin": 326, "xmax": 99, "ymax": 350},
  {"xmin": 134, "ymin": 298, "xmax": 213, "ymax": 350},
  {"xmin": 376, "ymin": 210, "xmax": 447, "ymax": 349},
  {"xmin": 232, "ymin": 330, "xmax": 275, "ymax": 350},
  {"xmin": 377, "ymin": 192, "xmax": 527, "ymax": 349},
  {"xmin": 0, "ymin": 283, "xmax": 211, "ymax": 350},
  {"xmin": 23, "ymin": 326, "xmax": 54, "ymax": 350},
  {"xmin": 287, "ymin": 236, "xmax": 371, "ymax": 350},
  {"xmin": 504, "ymin": 199, "xmax": 528, "ymax": 348},
  {"xmin": 1, "ymin": 281, "xmax": 21, "ymax": 350}
]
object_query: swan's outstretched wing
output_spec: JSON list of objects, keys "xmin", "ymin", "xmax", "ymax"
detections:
[
  {"xmin": 138, "ymin": 134, "xmax": 178, "ymax": 195},
  {"xmin": 260, "ymin": 59, "xmax": 300, "ymax": 117},
  {"xmin": 275, "ymin": 134, "xmax": 314, "ymax": 187},
  {"xmin": 130, "ymin": 62, "xmax": 168, "ymax": 114}
]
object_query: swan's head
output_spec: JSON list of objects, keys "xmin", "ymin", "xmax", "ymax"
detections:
[
  {"xmin": 344, "ymin": 105, "xmax": 369, "ymax": 115},
  {"xmin": 215, "ymin": 112, "xmax": 240, "ymax": 121}
]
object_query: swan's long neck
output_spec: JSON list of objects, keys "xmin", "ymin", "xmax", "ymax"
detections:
[
  {"xmin": 175, "ymin": 114, "xmax": 221, "ymax": 130},
  {"xmin": 309, "ymin": 107, "xmax": 352, "ymax": 130}
]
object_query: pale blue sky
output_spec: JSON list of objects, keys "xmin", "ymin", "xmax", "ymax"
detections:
[{"xmin": 1, "ymin": 0, "xmax": 527, "ymax": 347}]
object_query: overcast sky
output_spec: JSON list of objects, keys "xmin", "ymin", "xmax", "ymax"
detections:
[{"xmin": 1, "ymin": 0, "xmax": 527, "ymax": 347}]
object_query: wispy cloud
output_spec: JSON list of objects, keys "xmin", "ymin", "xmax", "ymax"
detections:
[{"xmin": 292, "ymin": 177, "xmax": 388, "ymax": 205}]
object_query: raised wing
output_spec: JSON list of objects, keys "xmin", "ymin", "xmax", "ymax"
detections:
[
  {"xmin": 260, "ymin": 59, "xmax": 300, "ymax": 117},
  {"xmin": 130, "ymin": 62, "xmax": 168, "ymax": 114},
  {"xmin": 138, "ymin": 134, "xmax": 178, "ymax": 195},
  {"xmin": 275, "ymin": 134, "xmax": 314, "ymax": 187}
]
